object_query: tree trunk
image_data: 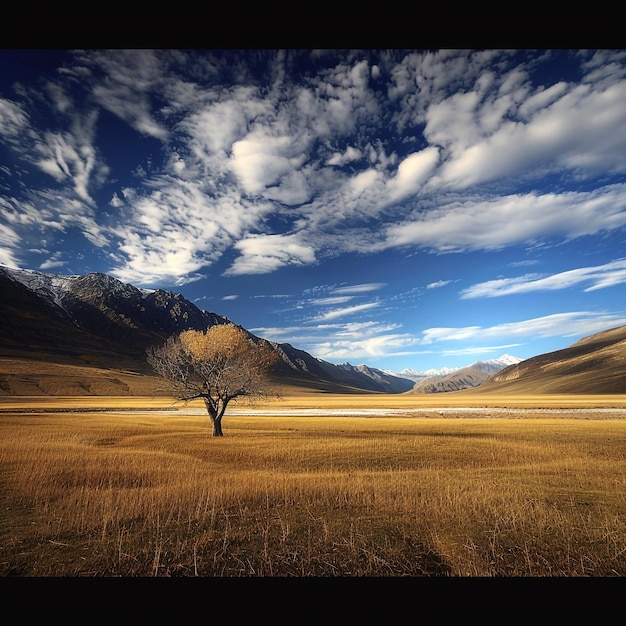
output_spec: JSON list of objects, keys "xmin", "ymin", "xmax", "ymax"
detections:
[
  {"xmin": 204, "ymin": 397, "xmax": 226, "ymax": 437},
  {"xmin": 211, "ymin": 415, "xmax": 224, "ymax": 437}
]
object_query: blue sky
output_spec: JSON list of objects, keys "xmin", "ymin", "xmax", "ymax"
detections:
[{"xmin": 1, "ymin": 49, "xmax": 626, "ymax": 373}]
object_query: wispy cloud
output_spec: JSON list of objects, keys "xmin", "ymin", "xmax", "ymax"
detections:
[
  {"xmin": 249, "ymin": 307, "xmax": 626, "ymax": 365},
  {"xmin": 310, "ymin": 296, "xmax": 353, "ymax": 306},
  {"xmin": 421, "ymin": 312, "xmax": 626, "ymax": 344},
  {"xmin": 0, "ymin": 221, "xmax": 21, "ymax": 267},
  {"xmin": 225, "ymin": 233, "xmax": 316, "ymax": 276},
  {"xmin": 82, "ymin": 50, "xmax": 170, "ymax": 140},
  {"xmin": 460, "ymin": 259, "xmax": 626, "ymax": 299},
  {"xmin": 248, "ymin": 326, "xmax": 308, "ymax": 341},
  {"xmin": 4, "ymin": 50, "xmax": 626, "ymax": 284},
  {"xmin": 383, "ymin": 186, "xmax": 626, "ymax": 253},
  {"xmin": 440, "ymin": 344, "xmax": 522, "ymax": 357},
  {"xmin": 331, "ymin": 283, "xmax": 386, "ymax": 295},
  {"xmin": 312, "ymin": 333, "xmax": 427, "ymax": 362},
  {"xmin": 313, "ymin": 302, "xmax": 380, "ymax": 322}
]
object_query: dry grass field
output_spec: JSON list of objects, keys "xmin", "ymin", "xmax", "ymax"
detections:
[
  {"xmin": 1, "ymin": 392, "xmax": 625, "ymax": 577},
  {"xmin": 0, "ymin": 357, "xmax": 164, "ymax": 397}
]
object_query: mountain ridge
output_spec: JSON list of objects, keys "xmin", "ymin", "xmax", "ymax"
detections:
[
  {"xmin": 0, "ymin": 267, "xmax": 419, "ymax": 395},
  {"xmin": 405, "ymin": 355, "xmax": 524, "ymax": 394},
  {"xmin": 386, "ymin": 354, "xmax": 521, "ymax": 382},
  {"xmin": 2, "ymin": 266, "xmax": 623, "ymax": 396}
]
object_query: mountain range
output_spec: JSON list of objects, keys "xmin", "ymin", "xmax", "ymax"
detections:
[
  {"xmin": 0, "ymin": 266, "xmax": 624, "ymax": 396},
  {"xmin": 403, "ymin": 355, "xmax": 523, "ymax": 394},
  {"xmin": 0, "ymin": 267, "xmax": 416, "ymax": 395}
]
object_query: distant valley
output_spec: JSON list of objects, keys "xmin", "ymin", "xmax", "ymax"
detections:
[{"xmin": 0, "ymin": 266, "xmax": 624, "ymax": 396}]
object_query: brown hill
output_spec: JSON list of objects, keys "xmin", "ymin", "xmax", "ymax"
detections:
[
  {"xmin": 0, "ymin": 357, "xmax": 165, "ymax": 396},
  {"xmin": 473, "ymin": 325, "xmax": 626, "ymax": 395}
]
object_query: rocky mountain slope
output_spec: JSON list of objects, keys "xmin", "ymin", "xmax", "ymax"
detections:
[
  {"xmin": 0, "ymin": 268, "xmax": 228, "ymax": 363},
  {"xmin": 0, "ymin": 267, "xmax": 414, "ymax": 395}
]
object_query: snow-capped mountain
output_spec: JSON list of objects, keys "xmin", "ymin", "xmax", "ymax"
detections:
[
  {"xmin": 388, "ymin": 366, "xmax": 459, "ymax": 382},
  {"xmin": 470, "ymin": 354, "xmax": 522, "ymax": 374},
  {"xmin": 386, "ymin": 355, "xmax": 522, "ymax": 383},
  {"xmin": 0, "ymin": 266, "xmax": 232, "ymax": 361},
  {"xmin": 6, "ymin": 268, "xmax": 81, "ymax": 311},
  {"xmin": 402, "ymin": 355, "xmax": 523, "ymax": 394}
]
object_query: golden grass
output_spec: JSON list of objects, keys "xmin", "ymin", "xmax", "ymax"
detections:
[
  {"xmin": 1, "ymin": 394, "xmax": 625, "ymax": 577},
  {"xmin": 0, "ymin": 357, "xmax": 164, "ymax": 397},
  {"xmin": 261, "ymin": 390, "xmax": 626, "ymax": 409}
]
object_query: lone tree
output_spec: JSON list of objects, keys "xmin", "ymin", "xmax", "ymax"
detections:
[{"xmin": 147, "ymin": 324, "xmax": 280, "ymax": 436}]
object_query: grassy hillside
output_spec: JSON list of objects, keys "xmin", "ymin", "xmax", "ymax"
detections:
[
  {"xmin": 0, "ymin": 357, "xmax": 165, "ymax": 396},
  {"xmin": 478, "ymin": 324, "xmax": 626, "ymax": 395}
]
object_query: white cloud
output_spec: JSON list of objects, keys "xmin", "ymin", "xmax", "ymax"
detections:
[
  {"xmin": 181, "ymin": 90, "xmax": 266, "ymax": 155},
  {"xmin": 230, "ymin": 133, "xmax": 306, "ymax": 195},
  {"xmin": 4, "ymin": 48, "xmax": 626, "ymax": 312},
  {"xmin": 310, "ymin": 296, "xmax": 353, "ymax": 306},
  {"xmin": 0, "ymin": 97, "xmax": 29, "ymax": 139},
  {"xmin": 327, "ymin": 146, "xmax": 362, "ymax": 166},
  {"xmin": 331, "ymin": 283, "xmax": 386, "ymax": 295},
  {"xmin": 109, "ymin": 177, "xmax": 274, "ymax": 285},
  {"xmin": 440, "ymin": 344, "xmax": 522, "ymax": 357},
  {"xmin": 420, "ymin": 312, "xmax": 626, "ymax": 345},
  {"xmin": 87, "ymin": 49, "xmax": 170, "ymax": 140},
  {"xmin": 2, "ymin": 98, "xmax": 107, "ymax": 209},
  {"xmin": 331, "ymin": 320, "xmax": 402, "ymax": 336},
  {"xmin": 253, "ymin": 302, "xmax": 626, "ymax": 366},
  {"xmin": 0, "ymin": 222, "xmax": 21, "ymax": 267},
  {"xmin": 39, "ymin": 258, "xmax": 67, "ymax": 270},
  {"xmin": 111, "ymin": 228, "xmax": 208, "ymax": 286},
  {"xmin": 518, "ymin": 82, "xmax": 569, "ymax": 119},
  {"xmin": 460, "ymin": 259, "xmax": 626, "ymax": 299},
  {"xmin": 434, "ymin": 77, "xmax": 626, "ymax": 188},
  {"xmin": 387, "ymin": 147, "xmax": 439, "ymax": 202},
  {"xmin": 312, "ymin": 302, "xmax": 379, "ymax": 322},
  {"xmin": 427, "ymin": 280, "xmax": 452, "ymax": 289},
  {"xmin": 384, "ymin": 184, "xmax": 626, "ymax": 252},
  {"xmin": 110, "ymin": 192, "xmax": 124, "ymax": 208},
  {"xmin": 312, "ymin": 332, "xmax": 424, "ymax": 361},
  {"xmin": 349, "ymin": 169, "xmax": 381, "ymax": 196},
  {"xmin": 262, "ymin": 169, "xmax": 313, "ymax": 206},
  {"xmin": 225, "ymin": 233, "xmax": 316, "ymax": 276},
  {"xmin": 249, "ymin": 325, "xmax": 308, "ymax": 341}
]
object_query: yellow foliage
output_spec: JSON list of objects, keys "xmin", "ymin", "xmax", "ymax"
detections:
[{"xmin": 179, "ymin": 324, "xmax": 250, "ymax": 360}]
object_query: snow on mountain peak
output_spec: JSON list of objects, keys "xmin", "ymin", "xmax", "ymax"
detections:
[
  {"xmin": 497, "ymin": 354, "xmax": 523, "ymax": 365},
  {"xmin": 385, "ymin": 354, "xmax": 522, "ymax": 382},
  {"xmin": 4, "ymin": 267, "xmax": 78, "ymax": 309}
]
